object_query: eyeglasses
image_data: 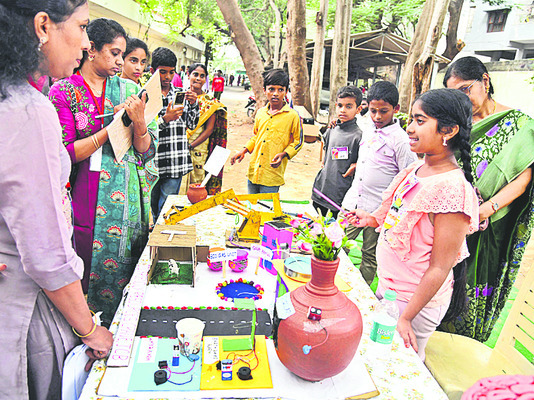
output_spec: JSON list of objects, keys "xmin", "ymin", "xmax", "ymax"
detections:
[{"xmin": 458, "ymin": 80, "xmax": 478, "ymax": 95}]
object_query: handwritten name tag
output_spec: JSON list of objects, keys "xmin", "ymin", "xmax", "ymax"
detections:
[
  {"xmin": 209, "ymin": 249, "xmax": 238, "ymax": 262},
  {"xmin": 250, "ymin": 244, "xmax": 273, "ymax": 261}
]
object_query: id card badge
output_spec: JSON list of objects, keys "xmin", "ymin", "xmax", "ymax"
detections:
[
  {"xmin": 331, "ymin": 146, "xmax": 349, "ymax": 160},
  {"xmin": 89, "ymin": 147, "xmax": 103, "ymax": 172}
]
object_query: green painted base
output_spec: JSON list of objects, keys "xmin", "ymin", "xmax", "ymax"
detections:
[{"xmin": 150, "ymin": 260, "xmax": 193, "ymax": 285}]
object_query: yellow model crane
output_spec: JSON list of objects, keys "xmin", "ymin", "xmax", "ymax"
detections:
[{"xmin": 162, "ymin": 190, "xmax": 287, "ymax": 242}]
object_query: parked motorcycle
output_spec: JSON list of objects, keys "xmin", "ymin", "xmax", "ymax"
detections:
[{"xmin": 245, "ymin": 95, "xmax": 256, "ymax": 118}]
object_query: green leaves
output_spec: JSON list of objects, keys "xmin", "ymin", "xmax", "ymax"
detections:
[{"xmin": 291, "ymin": 210, "xmax": 351, "ymax": 262}]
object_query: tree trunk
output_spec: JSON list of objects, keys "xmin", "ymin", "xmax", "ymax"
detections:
[
  {"xmin": 286, "ymin": 0, "xmax": 313, "ymax": 114},
  {"xmin": 216, "ymin": 0, "xmax": 267, "ymax": 106},
  {"xmin": 398, "ymin": 0, "xmax": 451, "ymax": 113},
  {"xmin": 204, "ymin": 40, "xmax": 213, "ymax": 66},
  {"xmin": 440, "ymin": 0, "xmax": 464, "ymax": 67},
  {"xmin": 269, "ymin": 0, "xmax": 282, "ymax": 68},
  {"xmin": 329, "ymin": 0, "xmax": 352, "ymax": 118},
  {"xmin": 310, "ymin": 0, "xmax": 329, "ymax": 118}
]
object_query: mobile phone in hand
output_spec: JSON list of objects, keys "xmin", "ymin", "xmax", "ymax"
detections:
[{"xmin": 174, "ymin": 91, "xmax": 186, "ymax": 107}]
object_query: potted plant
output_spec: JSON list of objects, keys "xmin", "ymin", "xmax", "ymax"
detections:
[{"xmin": 275, "ymin": 211, "xmax": 364, "ymax": 381}]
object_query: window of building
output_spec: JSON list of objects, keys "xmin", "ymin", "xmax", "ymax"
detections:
[{"xmin": 487, "ymin": 9, "xmax": 510, "ymax": 32}]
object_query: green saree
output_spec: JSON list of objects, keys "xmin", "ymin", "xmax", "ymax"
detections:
[
  {"xmin": 440, "ymin": 109, "xmax": 534, "ymax": 341},
  {"xmin": 87, "ymin": 76, "xmax": 158, "ymax": 326}
]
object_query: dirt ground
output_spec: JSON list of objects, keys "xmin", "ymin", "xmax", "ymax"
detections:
[{"xmin": 218, "ymin": 86, "xmax": 322, "ymax": 200}]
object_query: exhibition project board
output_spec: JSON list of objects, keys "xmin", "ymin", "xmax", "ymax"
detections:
[
  {"xmin": 200, "ymin": 335, "xmax": 273, "ymax": 390},
  {"xmin": 128, "ymin": 338, "xmax": 202, "ymax": 392},
  {"xmin": 135, "ymin": 308, "xmax": 273, "ymax": 338},
  {"xmin": 97, "ymin": 336, "xmax": 379, "ymax": 399}
]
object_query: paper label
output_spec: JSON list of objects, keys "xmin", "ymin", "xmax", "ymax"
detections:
[
  {"xmin": 203, "ymin": 337, "xmax": 220, "ymax": 365},
  {"xmin": 137, "ymin": 337, "xmax": 158, "ymax": 363},
  {"xmin": 370, "ymin": 322, "xmax": 396, "ymax": 344},
  {"xmin": 250, "ymin": 244, "xmax": 273, "ymax": 261},
  {"xmin": 276, "ymin": 292, "xmax": 296, "ymax": 320},
  {"xmin": 331, "ymin": 146, "xmax": 349, "ymax": 160},
  {"xmin": 204, "ymin": 145, "xmax": 231, "ymax": 176},
  {"xmin": 89, "ymin": 146, "xmax": 103, "ymax": 171},
  {"xmin": 209, "ymin": 249, "xmax": 238, "ymax": 262}
]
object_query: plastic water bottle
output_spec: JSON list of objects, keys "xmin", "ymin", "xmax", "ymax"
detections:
[{"xmin": 369, "ymin": 289, "xmax": 399, "ymax": 363}]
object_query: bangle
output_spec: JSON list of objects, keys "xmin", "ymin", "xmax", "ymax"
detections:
[
  {"xmin": 135, "ymin": 130, "xmax": 149, "ymax": 139},
  {"xmin": 91, "ymin": 134, "xmax": 100, "ymax": 150},
  {"xmin": 72, "ymin": 311, "xmax": 97, "ymax": 338}
]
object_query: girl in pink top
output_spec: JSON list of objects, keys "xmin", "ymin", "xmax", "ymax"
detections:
[{"xmin": 347, "ymin": 89, "xmax": 480, "ymax": 359}]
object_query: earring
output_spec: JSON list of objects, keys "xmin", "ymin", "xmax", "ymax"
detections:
[
  {"xmin": 88, "ymin": 54, "xmax": 95, "ymax": 61},
  {"xmin": 37, "ymin": 37, "xmax": 46, "ymax": 52},
  {"xmin": 486, "ymin": 86, "xmax": 489, "ymax": 94},
  {"xmin": 443, "ymin": 136, "xmax": 448, "ymax": 147}
]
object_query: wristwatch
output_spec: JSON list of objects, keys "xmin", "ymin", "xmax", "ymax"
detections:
[{"xmin": 489, "ymin": 200, "xmax": 499, "ymax": 213}]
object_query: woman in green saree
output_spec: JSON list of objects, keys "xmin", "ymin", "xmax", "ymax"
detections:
[{"xmin": 441, "ymin": 56, "xmax": 534, "ymax": 341}]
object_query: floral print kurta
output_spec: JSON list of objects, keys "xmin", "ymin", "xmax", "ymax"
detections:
[{"xmin": 49, "ymin": 74, "xmax": 158, "ymax": 325}]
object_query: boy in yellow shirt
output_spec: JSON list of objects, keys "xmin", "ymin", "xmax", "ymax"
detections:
[{"xmin": 230, "ymin": 69, "xmax": 303, "ymax": 193}]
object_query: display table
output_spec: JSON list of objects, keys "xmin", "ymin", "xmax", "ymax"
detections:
[{"xmin": 78, "ymin": 195, "xmax": 447, "ymax": 400}]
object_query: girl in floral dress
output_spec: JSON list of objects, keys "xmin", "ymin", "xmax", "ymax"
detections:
[{"xmin": 347, "ymin": 89, "xmax": 480, "ymax": 359}]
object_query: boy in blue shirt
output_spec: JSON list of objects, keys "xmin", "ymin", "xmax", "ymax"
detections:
[{"xmin": 312, "ymin": 86, "xmax": 363, "ymax": 218}]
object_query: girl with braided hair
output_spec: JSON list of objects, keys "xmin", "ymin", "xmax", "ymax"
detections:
[{"xmin": 346, "ymin": 89, "xmax": 480, "ymax": 360}]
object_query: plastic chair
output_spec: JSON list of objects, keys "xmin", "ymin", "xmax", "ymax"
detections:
[{"xmin": 425, "ymin": 261, "xmax": 534, "ymax": 400}]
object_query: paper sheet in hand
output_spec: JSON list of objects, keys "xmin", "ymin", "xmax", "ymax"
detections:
[
  {"xmin": 203, "ymin": 145, "xmax": 231, "ymax": 176},
  {"xmin": 107, "ymin": 70, "xmax": 163, "ymax": 162}
]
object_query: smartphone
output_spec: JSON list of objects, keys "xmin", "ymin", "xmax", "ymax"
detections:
[
  {"xmin": 122, "ymin": 89, "xmax": 149, "ymax": 127},
  {"xmin": 174, "ymin": 91, "xmax": 186, "ymax": 106}
]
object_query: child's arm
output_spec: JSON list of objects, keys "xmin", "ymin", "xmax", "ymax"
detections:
[
  {"xmin": 231, "ymin": 116, "xmax": 259, "ymax": 164},
  {"xmin": 275, "ymin": 113, "xmax": 304, "ymax": 165},
  {"xmin": 397, "ymin": 211, "xmax": 470, "ymax": 352},
  {"xmin": 342, "ymin": 163, "xmax": 357, "ymax": 177},
  {"xmin": 345, "ymin": 209, "xmax": 379, "ymax": 228},
  {"xmin": 230, "ymin": 147, "xmax": 249, "ymax": 164}
]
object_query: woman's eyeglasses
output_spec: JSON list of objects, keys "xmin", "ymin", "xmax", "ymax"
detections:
[{"xmin": 458, "ymin": 80, "xmax": 478, "ymax": 95}]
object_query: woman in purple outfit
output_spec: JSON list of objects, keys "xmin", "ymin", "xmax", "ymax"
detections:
[{"xmin": 0, "ymin": 1, "xmax": 113, "ymax": 398}]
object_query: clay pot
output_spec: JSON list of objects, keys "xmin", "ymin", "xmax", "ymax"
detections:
[
  {"xmin": 275, "ymin": 255, "xmax": 363, "ymax": 381},
  {"xmin": 187, "ymin": 184, "xmax": 207, "ymax": 204}
]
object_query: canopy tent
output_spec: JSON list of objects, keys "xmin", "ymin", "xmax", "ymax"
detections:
[{"xmin": 306, "ymin": 29, "xmax": 450, "ymax": 88}]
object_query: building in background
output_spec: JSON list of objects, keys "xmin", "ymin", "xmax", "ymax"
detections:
[
  {"xmin": 89, "ymin": 0, "xmax": 204, "ymax": 67},
  {"xmin": 461, "ymin": 0, "xmax": 534, "ymax": 61}
]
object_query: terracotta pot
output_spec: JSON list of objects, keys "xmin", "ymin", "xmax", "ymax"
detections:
[
  {"xmin": 187, "ymin": 184, "xmax": 207, "ymax": 204},
  {"xmin": 275, "ymin": 255, "xmax": 363, "ymax": 381}
]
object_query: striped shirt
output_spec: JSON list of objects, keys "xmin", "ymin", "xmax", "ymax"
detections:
[{"xmin": 155, "ymin": 84, "xmax": 199, "ymax": 179}]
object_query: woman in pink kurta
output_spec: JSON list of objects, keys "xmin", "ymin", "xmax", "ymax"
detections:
[
  {"xmin": 347, "ymin": 89, "xmax": 480, "ymax": 359},
  {"xmin": 49, "ymin": 19, "xmax": 157, "ymax": 325}
]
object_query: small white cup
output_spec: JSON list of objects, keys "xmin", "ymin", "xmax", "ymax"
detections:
[{"xmin": 175, "ymin": 318, "xmax": 205, "ymax": 357}]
